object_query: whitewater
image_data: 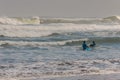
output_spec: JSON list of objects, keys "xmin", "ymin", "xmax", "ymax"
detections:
[{"xmin": 0, "ymin": 16, "xmax": 120, "ymax": 79}]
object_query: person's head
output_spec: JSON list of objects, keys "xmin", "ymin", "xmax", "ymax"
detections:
[
  {"xmin": 83, "ymin": 41, "xmax": 86, "ymax": 43},
  {"xmin": 93, "ymin": 41, "xmax": 96, "ymax": 45}
]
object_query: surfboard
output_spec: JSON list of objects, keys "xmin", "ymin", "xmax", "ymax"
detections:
[{"xmin": 86, "ymin": 47, "xmax": 92, "ymax": 51}]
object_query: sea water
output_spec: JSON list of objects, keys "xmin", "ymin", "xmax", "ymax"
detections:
[{"xmin": 0, "ymin": 16, "xmax": 120, "ymax": 79}]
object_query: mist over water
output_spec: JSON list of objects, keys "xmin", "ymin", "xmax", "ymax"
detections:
[{"xmin": 0, "ymin": 16, "xmax": 120, "ymax": 79}]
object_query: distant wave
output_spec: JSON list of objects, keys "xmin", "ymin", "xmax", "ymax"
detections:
[
  {"xmin": 0, "ymin": 24, "xmax": 120, "ymax": 37},
  {"xmin": 39, "ymin": 16, "xmax": 120, "ymax": 24},
  {"xmin": 0, "ymin": 16, "xmax": 40, "ymax": 25},
  {"xmin": 47, "ymin": 33, "xmax": 61, "ymax": 36},
  {"xmin": 0, "ymin": 15, "xmax": 120, "ymax": 25},
  {"xmin": 103, "ymin": 16, "xmax": 120, "ymax": 21}
]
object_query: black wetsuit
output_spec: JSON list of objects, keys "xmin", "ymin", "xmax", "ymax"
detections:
[
  {"xmin": 82, "ymin": 42, "xmax": 88, "ymax": 50},
  {"xmin": 90, "ymin": 41, "xmax": 96, "ymax": 47}
]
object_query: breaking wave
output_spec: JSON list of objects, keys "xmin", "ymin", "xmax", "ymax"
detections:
[
  {"xmin": 103, "ymin": 16, "xmax": 120, "ymax": 21},
  {"xmin": 0, "ymin": 16, "xmax": 40, "ymax": 25},
  {"xmin": 0, "ymin": 24, "xmax": 120, "ymax": 37},
  {"xmin": 0, "ymin": 15, "xmax": 120, "ymax": 25},
  {"xmin": 0, "ymin": 37, "xmax": 120, "ymax": 47},
  {"xmin": 0, "ymin": 38, "xmax": 88, "ymax": 47},
  {"xmin": 1, "ymin": 15, "xmax": 120, "ymax": 80}
]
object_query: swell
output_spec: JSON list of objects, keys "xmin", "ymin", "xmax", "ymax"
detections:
[
  {"xmin": 64, "ymin": 37, "xmax": 120, "ymax": 46},
  {"xmin": 90, "ymin": 37, "xmax": 120, "ymax": 43}
]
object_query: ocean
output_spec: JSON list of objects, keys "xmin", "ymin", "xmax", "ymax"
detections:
[{"xmin": 0, "ymin": 16, "xmax": 120, "ymax": 79}]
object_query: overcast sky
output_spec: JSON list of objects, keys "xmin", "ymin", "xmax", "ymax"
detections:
[{"xmin": 0, "ymin": 0, "xmax": 120, "ymax": 17}]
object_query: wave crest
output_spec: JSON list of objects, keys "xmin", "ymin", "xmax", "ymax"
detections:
[
  {"xmin": 0, "ymin": 38, "xmax": 88, "ymax": 47},
  {"xmin": 0, "ymin": 15, "xmax": 120, "ymax": 25},
  {"xmin": 103, "ymin": 16, "xmax": 120, "ymax": 21},
  {"xmin": 0, "ymin": 17, "xmax": 40, "ymax": 25}
]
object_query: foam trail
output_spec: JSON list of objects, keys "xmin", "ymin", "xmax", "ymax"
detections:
[{"xmin": 0, "ymin": 59, "xmax": 120, "ymax": 79}]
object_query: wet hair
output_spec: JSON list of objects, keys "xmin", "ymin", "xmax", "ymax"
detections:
[{"xmin": 83, "ymin": 41, "xmax": 86, "ymax": 43}]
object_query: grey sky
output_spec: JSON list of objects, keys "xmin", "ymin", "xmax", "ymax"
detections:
[{"xmin": 0, "ymin": 0, "xmax": 120, "ymax": 17}]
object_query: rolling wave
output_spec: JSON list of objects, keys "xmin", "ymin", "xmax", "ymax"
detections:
[
  {"xmin": 39, "ymin": 15, "xmax": 120, "ymax": 24},
  {"xmin": 0, "ymin": 38, "xmax": 88, "ymax": 47},
  {"xmin": 0, "ymin": 16, "xmax": 40, "ymax": 25},
  {"xmin": 0, "ymin": 37, "xmax": 120, "ymax": 47},
  {"xmin": 0, "ymin": 24, "xmax": 120, "ymax": 37},
  {"xmin": 0, "ymin": 15, "xmax": 120, "ymax": 25},
  {"xmin": 103, "ymin": 16, "xmax": 120, "ymax": 21}
]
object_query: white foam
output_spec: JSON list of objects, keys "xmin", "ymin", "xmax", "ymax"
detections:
[
  {"xmin": 0, "ymin": 16, "xmax": 120, "ymax": 25},
  {"xmin": 0, "ymin": 17, "xmax": 22, "ymax": 25},
  {"xmin": 0, "ymin": 17, "xmax": 40, "ymax": 25},
  {"xmin": 0, "ymin": 24, "xmax": 120, "ymax": 37},
  {"xmin": 0, "ymin": 59, "xmax": 120, "ymax": 78}
]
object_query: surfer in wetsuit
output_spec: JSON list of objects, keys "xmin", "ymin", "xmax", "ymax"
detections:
[
  {"xmin": 82, "ymin": 41, "xmax": 88, "ymax": 50},
  {"xmin": 89, "ymin": 41, "xmax": 96, "ymax": 47}
]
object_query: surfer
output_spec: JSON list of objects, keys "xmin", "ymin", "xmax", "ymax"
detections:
[
  {"xmin": 82, "ymin": 41, "xmax": 89, "ymax": 50},
  {"xmin": 89, "ymin": 41, "xmax": 96, "ymax": 47}
]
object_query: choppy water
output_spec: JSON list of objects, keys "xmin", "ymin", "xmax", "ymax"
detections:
[{"xmin": 0, "ymin": 16, "xmax": 120, "ymax": 79}]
